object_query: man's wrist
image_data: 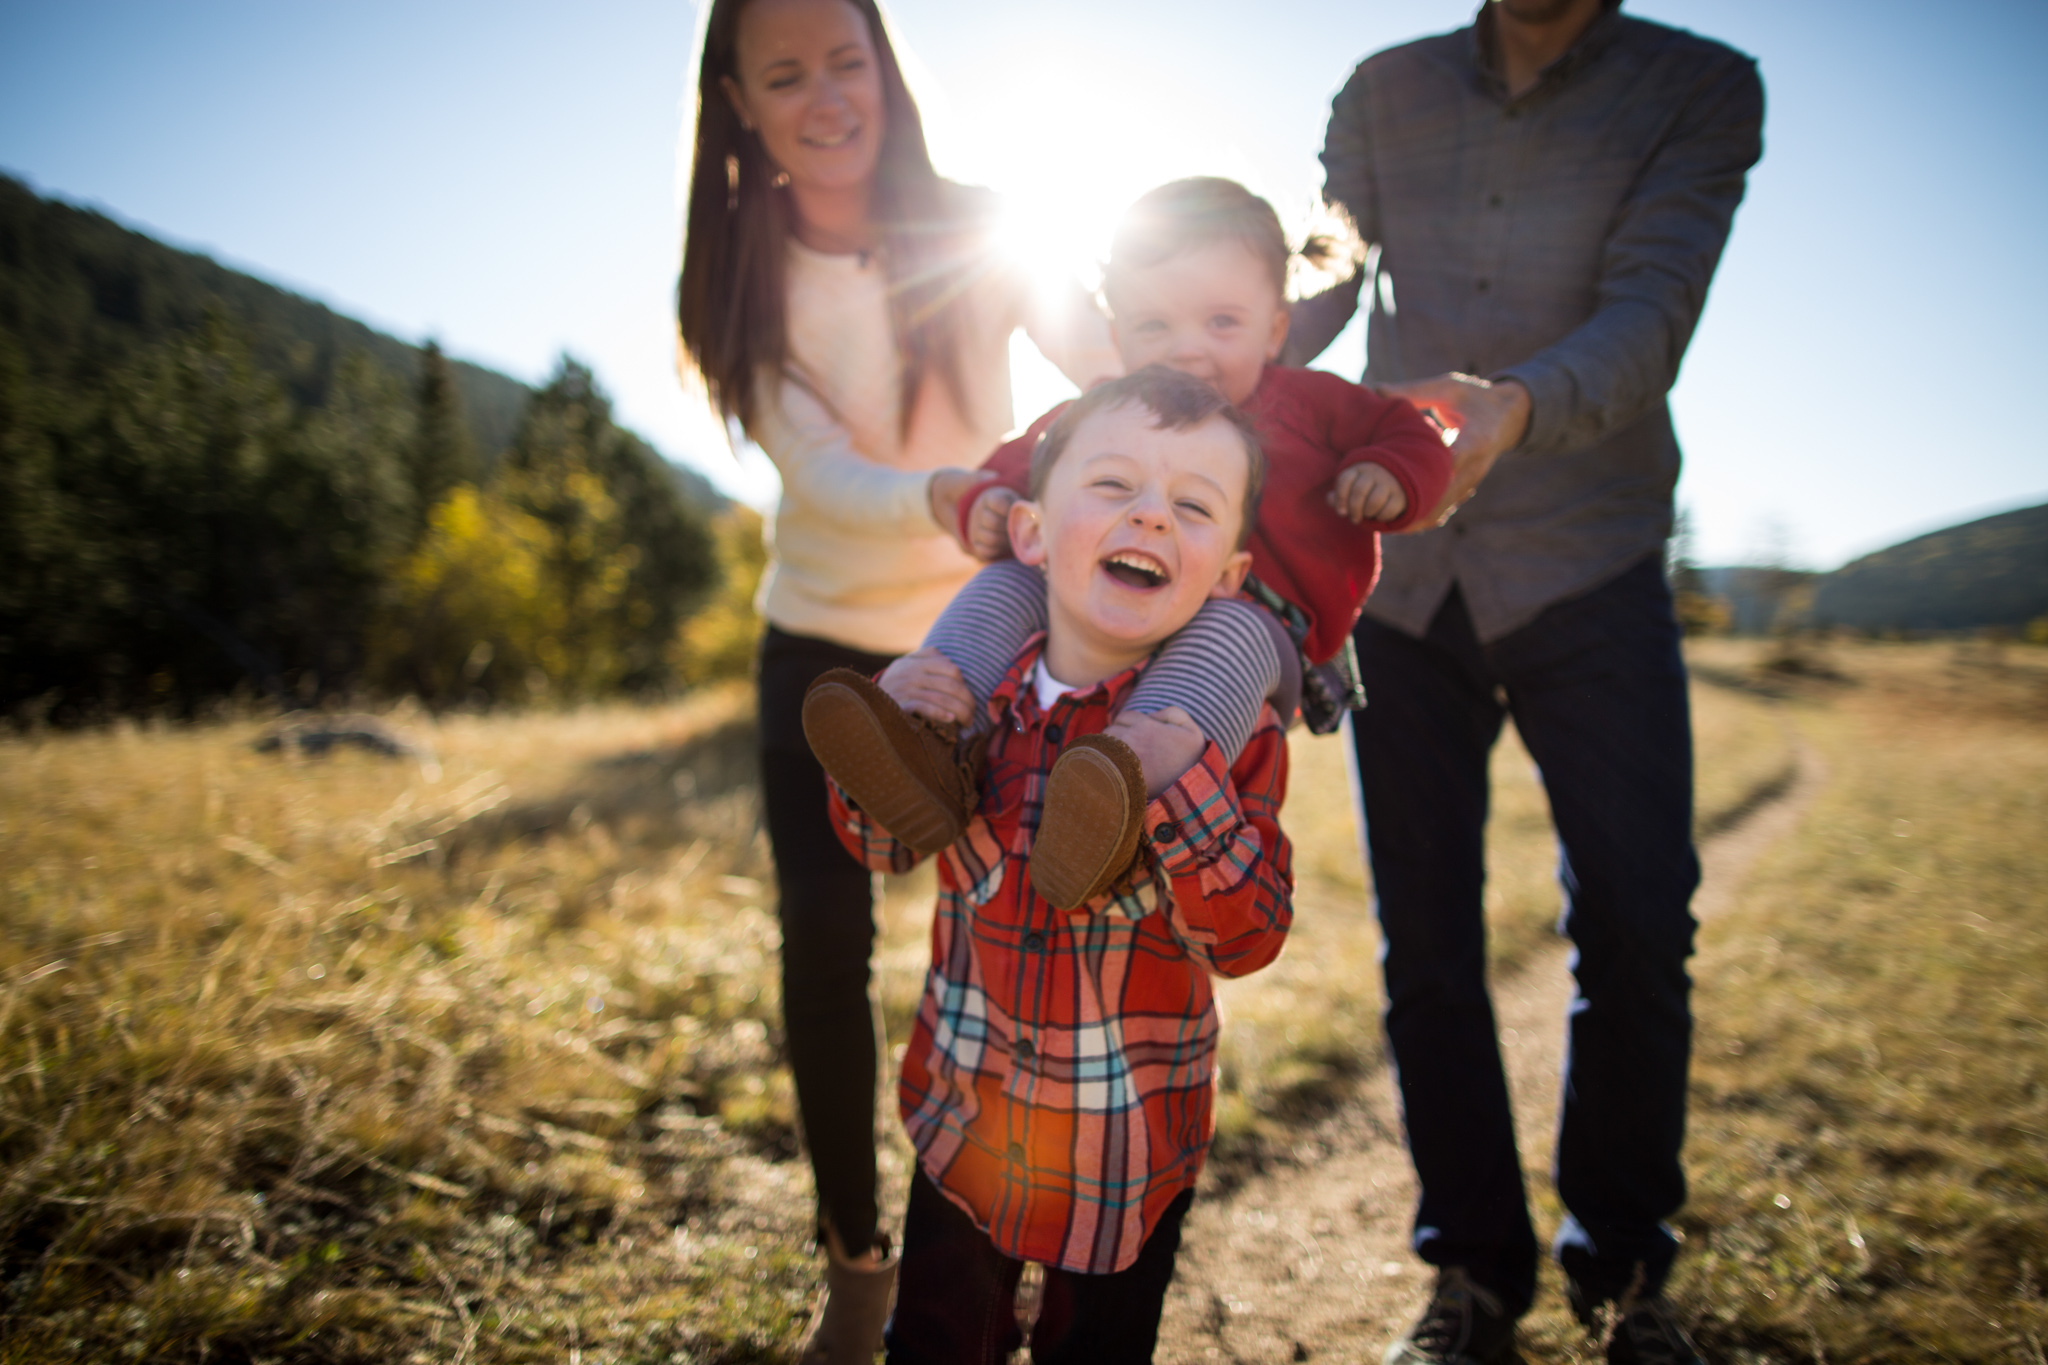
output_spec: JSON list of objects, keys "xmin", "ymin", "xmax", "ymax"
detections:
[
  {"xmin": 1489, "ymin": 366, "xmax": 1547, "ymax": 454},
  {"xmin": 1495, "ymin": 377, "xmax": 1533, "ymax": 452}
]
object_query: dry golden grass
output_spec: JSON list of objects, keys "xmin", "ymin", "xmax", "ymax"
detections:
[
  {"xmin": 1204, "ymin": 672, "xmax": 1794, "ymax": 1176},
  {"xmin": 1665, "ymin": 641, "xmax": 2048, "ymax": 1363},
  {"xmin": 0, "ymin": 646, "xmax": 1890, "ymax": 1362},
  {"xmin": 0, "ymin": 691, "xmax": 823, "ymax": 1363}
]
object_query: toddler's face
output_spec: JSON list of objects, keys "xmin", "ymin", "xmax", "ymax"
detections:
[
  {"xmin": 1109, "ymin": 240, "xmax": 1290, "ymax": 407},
  {"xmin": 1010, "ymin": 401, "xmax": 1253, "ymax": 667}
]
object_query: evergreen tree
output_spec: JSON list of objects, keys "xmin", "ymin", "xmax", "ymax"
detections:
[
  {"xmin": 410, "ymin": 340, "xmax": 477, "ymax": 535},
  {"xmin": 506, "ymin": 358, "xmax": 716, "ymax": 694},
  {"xmin": 0, "ymin": 174, "xmax": 728, "ymax": 716}
]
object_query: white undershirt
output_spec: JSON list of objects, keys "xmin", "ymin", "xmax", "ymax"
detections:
[{"xmin": 1032, "ymin": 657, "xmax": 1079, "ymax": 711}]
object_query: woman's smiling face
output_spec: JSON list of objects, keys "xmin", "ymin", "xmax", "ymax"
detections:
[
  {"xmin": 725, "ymin": 0, "xmax": 885, "ymax": 198},
  {"xmin": 1010, "ymin": 400, "xmax": 1254, "ymax": 680}
]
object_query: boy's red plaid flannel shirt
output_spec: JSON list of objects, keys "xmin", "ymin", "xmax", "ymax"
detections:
[{"xmin": 828, "ymin": 635, "xmax": 1294, "ymax": 1274}]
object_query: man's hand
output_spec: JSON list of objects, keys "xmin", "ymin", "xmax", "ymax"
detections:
[
  {"xmin": 928, "ymin": 468, "xmax": 994, "ymax": 546},
  {"xmin": 1106, "ymin": 706, "xmax": 1207, "ymax": 800},
  {"xmin": 1377, "ymin": 373, "xmax": 1531, "ymax": 525},
  {"xmin": 877, "ymin": 648, "xmax": 976, "ymax": 727},
  {"xmin": 1328, "ymin": 462, "xmax": 1409, "ymax": 524},
  {"xmin": 963, "ymin": 485, "xmax": 1022, "ymax": 561}
]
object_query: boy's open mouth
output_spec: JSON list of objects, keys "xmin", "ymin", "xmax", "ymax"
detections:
[{"xmin": 1101, "ymin": 551, "xmax": 1170, "ymax": 589}]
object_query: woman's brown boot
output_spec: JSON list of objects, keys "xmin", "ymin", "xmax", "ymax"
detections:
[{"xmin": 797, "ymin": 1235, "xmax": 900, "ymax": 1364}]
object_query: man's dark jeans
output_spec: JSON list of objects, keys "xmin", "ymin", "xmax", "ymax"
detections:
[{"xmin": 1349, "ymin": 555, "xmax": 1700, "ymax": 1314}]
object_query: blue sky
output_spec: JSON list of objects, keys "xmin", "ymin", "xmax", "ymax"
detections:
[{"xmin": 2, "ymin": 0, "xmax": 2043, "ymax": 568}]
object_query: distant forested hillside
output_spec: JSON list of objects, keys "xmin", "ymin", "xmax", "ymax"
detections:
[
  {"xmin": 0, "ymin": 173, "xmax": 724, "ymax": 507},
  {"xmin": 1, "ymin": 174, "xmax": 728, "ymax": 718},
  {"xmin": 1812, "ymin": 503, "xmax": 2048, "ymax": 632},
  {"xmin": 0, "ymin": 174, "xmax": 531, "ymax": 458}
]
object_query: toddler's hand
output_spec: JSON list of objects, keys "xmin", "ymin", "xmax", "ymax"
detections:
[
  {"xmin": 1328, "ymin": 462, "xmax": 1409, "ymax": 524},
  {"xmin": 964, "ymin": 486, "xmax": 1021, "ymax": 561},
  {"xmin": 878, "ymin": 648, "xmax": 976, "ymax": 727},
  {"xmin": 1107, "ymin": 706, "xmax": 1206, "ymax": 800}
]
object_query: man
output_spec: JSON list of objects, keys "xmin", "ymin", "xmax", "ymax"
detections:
[{"xmin": 1285, "ymin": 2, "xmax": 1763, "ymax": 1362}]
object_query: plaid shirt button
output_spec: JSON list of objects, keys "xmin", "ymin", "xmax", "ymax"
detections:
[
  {"xmin": 1007, "ymin": 1142, "xmax": 1026, "ymax": 1163},
  {"xmin": 1024, "ymin": 931, "xmax": 1045, "ymax": 950},
  {"xmin": 1153, "ymin": 820, "xmax": 1180, "ymax": 843},
  {"xmin": 1014, "ymin": 1038, "xmax": 1036, "ymax": 1062}
]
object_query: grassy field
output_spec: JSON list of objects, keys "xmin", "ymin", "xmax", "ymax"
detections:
[
  {"xmin": 1205, "ymin": 673, "xmax": 1793, "ymax": 1175},
  {"xmin": 1, "ymin": 641, "xmax": 2040, "ymax": 1361},
  {"xmin": 1668, "ymin": 640, "xmax": 2048, "ymax": 1363}
]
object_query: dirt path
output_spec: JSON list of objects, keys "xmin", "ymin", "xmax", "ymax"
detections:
[{"xmin": 1151, "ymin": 734, "xmax": 1828, "ymax": 1362}]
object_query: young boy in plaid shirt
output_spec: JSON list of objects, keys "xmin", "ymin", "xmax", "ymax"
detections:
[{"xmin": 805, "ymin": 366, "xmax": 1294, "ymax": 1364}]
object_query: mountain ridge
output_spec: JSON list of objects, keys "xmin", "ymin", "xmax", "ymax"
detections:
[
  {"xmin": 1811, "ymin": 501, "xmax": 2048, "ymax": 632},
  {"xmin": 0, "ymin": 171, "xmax": 722, "ymax": 511}
]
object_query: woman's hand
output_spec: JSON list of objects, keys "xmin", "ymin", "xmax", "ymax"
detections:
[
  {"xmin": 928, "ymin": 468, "xmax": 992, "ymax": 543},
  {"xmin": 963, "ymin": 486, "xmax": 1021, "ymax": 561},
  {"xmin": 878, "ymin": 648, "xmax": 976, "ymax": 727}
]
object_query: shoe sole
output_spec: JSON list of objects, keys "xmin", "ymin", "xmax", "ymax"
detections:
[
  {"xmin": 802, "ymin": 677, "xmax": 965, "ymax": 856},
  {"xmin": 1029, "ymin": 737, "xmax": 1144, "ymax": 909}
]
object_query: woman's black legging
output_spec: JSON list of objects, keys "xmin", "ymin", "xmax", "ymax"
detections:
[{"xmin": 757, "ymin": 625, "xmax": 897, "ymax": 1253}]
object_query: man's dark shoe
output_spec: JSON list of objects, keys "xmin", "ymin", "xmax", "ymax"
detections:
[
  {"xmin": 1383, "ymin": 1267, "xmax": 1522, "ymax": 1365},
  {"xmin": 1568, "ymin": 1279, "xmax": 1704, "ymax": 1365}
]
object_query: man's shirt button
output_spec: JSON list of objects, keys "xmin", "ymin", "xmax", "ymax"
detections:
[
  {"xmin": 1024, "ymin": 931, "xmax": 1045, "ymax": 951},
  {"xmin": 1014, "ymin": 1038, "xmax": 1036, "ymax": 1062},
  {"xmin": 1007, "ymin": 1142, "xmax": 1026, "ymax": 1162},
  {"xmin": 1154, "ymin": 821, "xmax": 1180, "ymax": 843},
  {"xmin": 1488, "ymin": 193, "xmax": 1504, "ymax": 208},
  {"xmin": 1044, "ymin": 723, "xmax": 1064, "ymax": 746},
  {"xmin": 1476, "ymin": 278, "xmax": 1491, "ymax": 292}
]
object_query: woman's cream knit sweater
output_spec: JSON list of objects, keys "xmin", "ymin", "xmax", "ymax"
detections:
[{"xmin": 748, "ymin": 237, "xmax": 1117, "ymax": 655}]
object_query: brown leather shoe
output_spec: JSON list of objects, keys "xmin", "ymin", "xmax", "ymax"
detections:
[
  {"xmin": 1029, "ymin": 733, "xmax": 1146, "ymax": 909},
  {"xmin": 802, "ymin": 668, "xmax": 980, "ymax": 855}
]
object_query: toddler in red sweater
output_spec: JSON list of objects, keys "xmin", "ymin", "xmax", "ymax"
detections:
[{"xmin": 808, "ymin": 178, "xmax": 1450, "ymax": 909}]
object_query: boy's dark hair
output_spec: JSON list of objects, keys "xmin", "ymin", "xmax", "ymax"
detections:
[
  {"xmin": 1029, "ymin": 366, "xmax": 1266, "ymax": 549},
  {"xmin": 1103, "ymin": 176, "xmax": 1360, "ymax": 304}
]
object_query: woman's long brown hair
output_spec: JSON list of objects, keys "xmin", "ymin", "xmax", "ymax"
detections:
[{"xmin": 677, "ymin": 0, "xmax": 980, "ymax": 435}]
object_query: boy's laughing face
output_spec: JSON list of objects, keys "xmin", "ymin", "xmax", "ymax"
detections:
[{"xmin": 1010, "ymin": 401, "xmax": 1254, "ymax": 683}]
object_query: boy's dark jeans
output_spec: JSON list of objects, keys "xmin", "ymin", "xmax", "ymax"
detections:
[
  {"xmin": 758, "ymin": 626, "xmax": 898, "ymax": 1254},
  {"xmin": 1349, "ymin": 556, "xmax": 1700, "ymax": 1315},
  {"xmin": 885, "ymin": 1169, "xmax": 1192, "ymax": 1365}
]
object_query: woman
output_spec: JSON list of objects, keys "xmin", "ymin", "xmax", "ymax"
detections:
[{"xmin": 676, "ymin": 0, "xmax": 1117, "ymax": 1357}]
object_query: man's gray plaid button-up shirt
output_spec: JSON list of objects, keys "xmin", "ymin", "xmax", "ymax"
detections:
[{"xmin": 1292, "ymin": 2, "xmax": 1764, "ymax": 642}]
